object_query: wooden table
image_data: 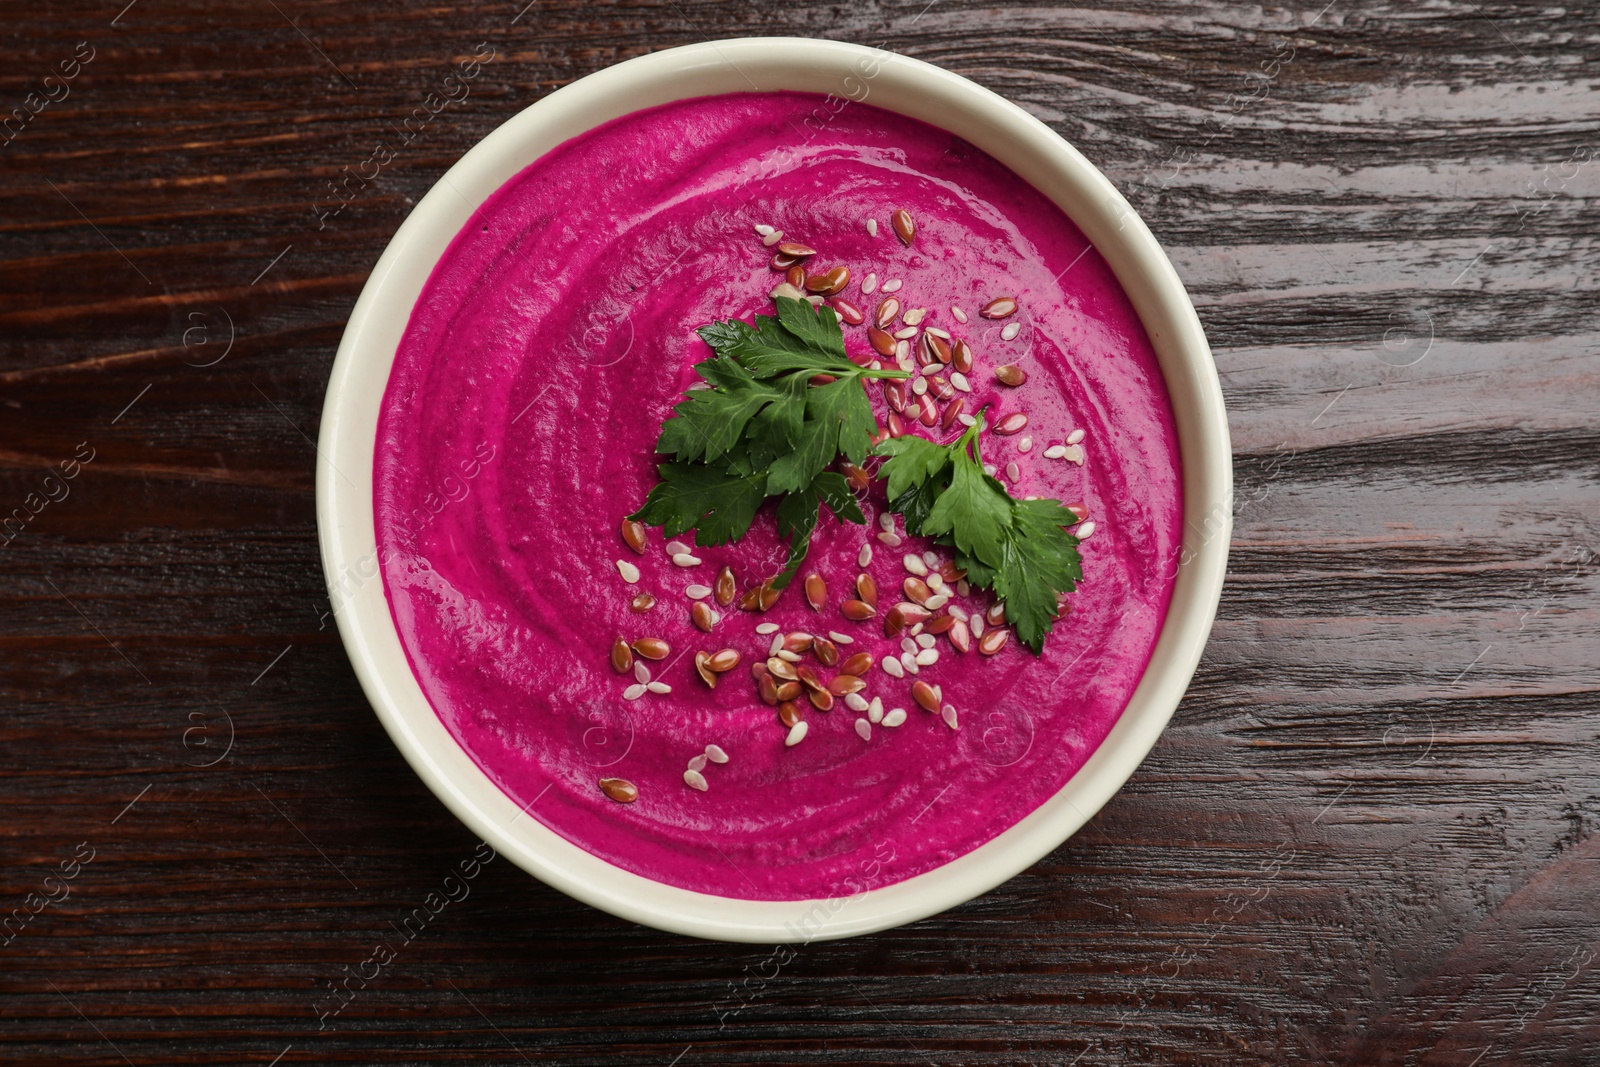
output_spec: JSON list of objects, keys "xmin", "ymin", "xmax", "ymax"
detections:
[{"xmin": 4, "ymin": 1, "xmax": 1596, "ymax": 1062}]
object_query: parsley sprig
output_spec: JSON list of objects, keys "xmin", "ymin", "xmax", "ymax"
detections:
[
  {"xmin": 630, "ymin": 297, "xmax": 911, "ymax": 587},
  {"xmin": 873, "ymin": 412, "xmax": 1082, "ymax": 652}
]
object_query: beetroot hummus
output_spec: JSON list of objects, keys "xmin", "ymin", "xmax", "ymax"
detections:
[{"xmin": 374, "ymin": 92, "xmax": 1182, "ymax": 901}]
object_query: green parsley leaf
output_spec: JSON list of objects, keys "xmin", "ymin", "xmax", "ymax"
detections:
[
  {"xmin": 630, "ymin": 458, "xmax": 766, "ymax": 545},
  {"xmin": 871, "ymin": 411, "xmax": 1082, "ymax": 653}
]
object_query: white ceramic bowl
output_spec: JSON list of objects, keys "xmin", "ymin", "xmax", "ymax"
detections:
[{"xmin": 317, "ymin": 37, "xmax": 1231, "ymax": 943}]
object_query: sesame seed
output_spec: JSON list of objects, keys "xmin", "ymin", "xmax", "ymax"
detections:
[
  {"xmin": 958, "ymin": 414, "xmax": 977, "ymax": 427},
  {"xmin": 862, "ymin": 272, "xmax": 878, "ymax": 295},
  {"xmin": 844, "ymin": 692, "xmax": 869, "ymax": 711},
  {"xmin": 1043, "ymin": 444, "xmax": 1068, "ymax": 459},
  {"xmin": 688, "ymin": 754, "xmax": 708, "ymax": 772},
  {"xmin": 882, "ymin": 657, "xmax": 905, "ymax": 679},
  {"xmin": 777, "ymin": 649, "xmax": 802, "ymax": 663},
  {"xmin": 882, "ymin": 708, "xmax": 908, "ymax": 728},
  {"xmin": 925, "ymin": 327, "xmax": 950, "ymax": 339},
  {"xmin": 983, "ymin": 463, "xmax": 996, "ymax": 476},
  {"xmin": 829, "ymin": 630, "xmax": 855, "ymax": 644},
  {"xmin": 633, "ymin": 661, "xmax": 651, "ymax": 684},
  {"xmin": 1001, "ymin": 322, "xmax": 1021, "ymax": 341},
  {"xmin": 623, "ymin": 683, "xmax": 647, "ymax": 700},
  {"xmin": 900, "ymin": 651, "xmax": 920, "ymax": 674},
  {"xmin": 1005, "ymin": 461, "xmax": 1021, "ymax": 482},
  {"xmin": 684, "ymin": 768, "xmax": 709, "ymax": 791},
  {"xmin": 666, "ymin": 540, "xmax": 690, "ymax": 556},
  {"xmin": 950, "ymin": 372, "xmax": 971, "ymax": 393},
  {"xmin": 869, "ymin": 697, "xmax": 885, "ymax": 723},
  {"xmin": 866, "ymin": 218, "xmax": 878, "ymax": 237},
  {"xmin": 901, "ymin": 637, "xmax": 918, "ymax": 655},
  {"xmin": 924, "ymin": 592, "xmax": 950, "ymax": 611},
  {"xmin": 970, "ymin": 615, "xmax": 985, "ymax": 639},
  {"xmin": 956, "ymin": 580, "xmax": 970, "ymax": 596},
  {"xmin": 893, "ymin": 326, "xmax": 917, "ymax": 340},
  {"xmin": 904, "ymin": 553, "xmax": 928, "ymax": 577},
  {"xmin": 916, "ymin": 633, "xmax": 936, "ymax": 649},
  {"xmin": 785, "ymin": 721, "xmax": 809, "ymax": 747},
  {"xmin": 881, "ymin": 278, "xmax": 902, "ymax": 293},
  {"xmin": 1067, "ymin": 428, "xmax": 1085, "ymax": 445},
  {"xmin": 672, "ymin": 553, "xmax": 702, "ymax": 567},
  {"xmin": 855, "ymin": 718, "xmax": 872, "ymax": 741},
  {"xmin": 915, "ymin": 648, "xmax": 939, "ymax": 666},
  {"xmin": 647, "ymin": 681, "xmax": 672, "ymax": 694},
  {"xmin": 769, "ymin": 634, "xmax": 784, "ymax": 656},
  {"xmin": 877, "ymin": 531, "xmax": 903, "ymax": 547},
  {"xmin": 754, "ymin": 223, "xmax": 774, "ymax": 236},
  {"xmin": 942, "ymin": 705, "xmax": 959, "ymax": 730},
  {"xmin": 616, "ymin": 560, "xmax": 641, "ymax": 583},
  {"xmin": 921, "ymin": 363, "xmax": 943, "ymax": 377},
  {"xmin": 756, "ymin": 622, "xmax": 780, "ymax": 635},
  {"xmin": 705, "ymin": 744, "xmax": 729, "ymax": 763},
  {"xmin": 922, "ymin": 551, "xmax": 938, "ymax": 567},
  {"xmin": 879, "ymin": 512, "xmax": 896, "ymax": 532},
  {"xmin": 685, "ymin": 584, "xmax": 712, "ymax": 599},
  {"xmin": 1018, "ymin": 436, "xmax": 1033, "ymax": 453},
  {"xmin": 762, "ymin": 230, "xmax": 784, "ymax": 247},
  {"xmin": 947, "ymin": 605, "xmax": 968, "ymax": 621},
  {"xmin": 1064, "ymin": 444, "xmax": 1086, "ymax": 465},
  {"xmin": 903, "ymin": 308, "xmax": 926, "ymax": 326},
  {"xmin": 858, "ymin": 544, "xmax": 873, "ymax": 567},
  {"xmin": 926, "ymin": 572, "xmax": 945, "ymax": 591},
  {"xmin": 1077, "ymin": 520, "xmax": 1097, "ymax": 539}
]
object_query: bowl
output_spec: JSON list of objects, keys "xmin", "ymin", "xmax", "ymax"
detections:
[{"xmin": 316, "ymin": 37, "xmax": 1231, "ymax": 942}]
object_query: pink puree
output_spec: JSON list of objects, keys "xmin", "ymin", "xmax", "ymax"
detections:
[{"xmin": 375, "ymin": 92, "xmax": 1182, "ymax": 901}]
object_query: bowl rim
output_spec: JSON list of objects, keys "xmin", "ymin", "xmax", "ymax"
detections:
[{"xmin": 316, "ymin": 36, "xmax": 1232, "ymax": 943}]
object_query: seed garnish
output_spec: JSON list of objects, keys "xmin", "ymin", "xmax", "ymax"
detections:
[
  {"xmin": 858, "ymin": 544, "xmax": 873, "ymax": 567},
  {"xmin": 891, "ymin": 208, "xmax": 916, "ymax": 245},
  {"xmin": 981, "ymin": 296, "xmax": 1018, "ymax": 319},
  {"xmin": 855, "ymin": 718, "xmax": 872, "ymax": 741},
  {"xmin": 804, "ymin": 573, "xmax": 826, "ymax": 612},
  {"xmin": 881, "ymin": 278, "xmax": 902, "ymax": 293},
  {"xmin": 610, "ymin": 638, "xmax": 633, "ymax": 674},
  {"xmin": 599, "ymin": 777, "xmax": 638, "ymax": 803},
  {"xmin": 829, "ymin": 630, "xmax": 854, "ymax": 644},
  {"xmin": 672, "ymin": 552, "xmax": 702, "ymax": 567},
  {"xmin": 684, "ymin": 768, "xmax": 709, "ymax": 791},
  {"xmin": 623, "ymin": 682, "xmax": 647, "ymax": 700},
  {"xmin": 1001, "ymin": 321, "xmax": 1021, "ymax": 341},
  {"xmin": 691, "ymin": 601, "xmax": 715, "ymax": 632},
  {"xmin": 785, "ymin": 720, "xmax": 809, "ymax": 746},
  {"xmin": 995, "ymin": 364, "xmax": 1026, "ymax": 386},
  {"xmin": 633, "ymin": 660, "xmax": 651, "ymax": 684},
  {"xmin": 882, "ymin": 708, "xmax": 908, "ymax": 728},
  {"xmin": 632, "ymin": 637, "xmax": 669, "ymax": 660},
  {"xmin": 621, "ymin": 519, "xmax": 647, "ymax": 554},
  {"xmin": 993, "ymin": 412, "xmax": 1028, "ymax": 435},
  {"xmin": 705, "ymin": 743, "xmax": 729, "ymax": 763},
  {"xmin": 629, "ymin": 593, "xmax": 656, "ymax": 613},
  {"xmin": 756, "ymin": 622, "xmax": 779, "ymax": 635},
  {"xmin": 616, "ymin": 560, "xmax": 641, "ymax": 584},
  {"xmin": 695, "ymin": 651, "xmax": 717, "ymax": 687}
]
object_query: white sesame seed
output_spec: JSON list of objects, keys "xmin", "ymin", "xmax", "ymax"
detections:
[
  {"xmin": 882, "ymin": 708, "xmax": 908, "ymax": 728},
  {"xmin": 844, "ymin": 692, "xmax": 869, "ymax": 711},
  {"xmin": 855, "ymin": 718, "xmax": 872, "ymax": 741},
  {"xmin": 903, "ymin": 307, "xmax": 926, "ymax": 326},
  {"xmin": 829, "ymin": 630, "xmax": 854, "ymax": 644},
  {"xmin": 778, "ymin": 649, "xmax": 801, "ymax": 663},
  {"xmin": 1001, "ymin": 321, "xmax": 1021, "ymax": 341},
  {"xmin": 756, "ymin": 622, "xmax": 779, "ymax": 635},
  {"xmin": 1018, "ymin": 436, "xmax": 1033, "ymax": 453},
  {"xmin": 688, "ymin": 754, "xmax": 708, "ymax": 772},
  {"xmin": 877, "ymin": 531, "xmax": 903, "ymax": 546},
  {"xmin": 901, "ymin": 637, "xmax": 918, "ymax": 655},
  {"xmin": 754, "ymin": 223, "xmax": 774, "ymax": 236},
  {"xmin": 1077, "ymin": 520, "xmax": 1097, "ymax": 539},
  {"xmin": 647, "ymin": 681, "xmax": 672, "ymax": 694},
  {"xmin": 924, "ymin": 592, "xmax": 950, "ymax": 611},
  {"xmin": 684, "ymin": 768, "xmax": 709, "ymax": 791},
  {"xmin": 951, "ymin": 307, "xmax": 968, "ymax": 323},
  {"xmin": 1043, "ymin": 444, "xmax": 1068, "ymax": 459},
  {"xmin": 950, "ymin": 371, "xmax": 971, "ymax": 393},
  {"xmin": 705, "ymin": 744, "xmax": 728, "ymax": 763},
  {"xmin": 956, "ymin": 580, "xmax": 970, "ymax": 596},
  {"xmin": 882, "ymin": 657, "xmax": 905, "ymax": 679},
  {"xmin": 616, "ymin": 560, "xmax": 641, "ymax": 584},
  {"xmin": 1064, "ymin": 444, "xmax": 1086, "ymax": 466},
  {"xmin": 916, "ymin": 633, "xmax": 936, "ymax": 649},
  {"xmin": 922, "ymin": 551, "xmax": 938, "ymax": 567},
  {"xmin": 915, "ymin": 648, "xmax": 939, "ymax": 666},
  {"xmin": 1067, "ymin": 428, "xmax": 1085, "ymax": 445},
  {"xmin": 862, "ymin": 272, "xmax": 878, "ymax": 295},
  {"xmin": 879, "ymin": 512, "xmax": 895, "ymax": 533},
  {"xmin": 904, "ymin": 554, "xmax": 928, "ymax": 577},
  {"xmin": 769, "ymin": 634, "xmax": 784, "ymax": 656},
  {"xmin": 762, "ymin": 230, "xmax": 784, "ymax": 247},
  {"xmin": 869, "ymin": 697, "xmax": 884, "ymax": 723},
  {"xmin": 910, "ymin": 622, "xmax": 924, "ymax": 636},
  {"xmin": 858, "ymin": 544, "xmax": 873, "ymax": 567},
  {"xmin": 926, "ymin": 572, "xmax": 945, "ymax": 591},
  {"xmin": 893, "ymin": 326, "xmax": 918, "ymax": 340},
  {"xmin": 633, "ymin": 661, "xmax": 651, "ymax": 684},
  {"xmin": 785, "ymin": 721, "xmax": 809, "ymax": 747},
  {"xmin": 983, "ymin": 463, "xmax": 996, "ymax": 476},
  {"xmin": 771, "ymin": 282, "xmax": 804, "ymax": 300},
  {"xmin": 910, "ymin": 379, "xmax": 927, "ymax": 399},
  {"xmin": 881, "ymin": 278, "xmax": 902, "ymax": 293},
  {"xmin": 895, "ymin": 339, "xmax": 911, "ymax": 363},
  {"xmin": 925, "ymin": 327, "xmax": 950, "ymax": 339},
  {"xmin": 942, "ymin": 705, "xmax": 959, "ymax": 730},
  {"xmin": 665, "ymin": 540, "xmax": 690, "ymax": 556},
  {"xmin": 685, "ymin": 584, "xmax": 712, "ymax": 600},
  {"xmin": 866, "ymin": 218, "xmax": 878, "ymax": 237},
  {"xmin": 921, "ymin": 363, "xmax": 944, "ymax": 377},
  {"xmin": 671, "ymin": 553, "xmax": 701, "ymax": 567},
  {"xmin": 1005, "ymin": 461, "xmax": 1021, "ymax": 482},
  {"xmin": 623, "ymin": 683, "xmax": 647, "ymax": 700},
  {"xmin": 947, "ymin": 605, "xmax": 968, "ymax": 621},
  {"xmin": 900, "ymin": 651, "xmax": 920, "ymax": 674},
  {"xmin": 958, "ymin": 414, "xmax": 977, "ymax": 427}
]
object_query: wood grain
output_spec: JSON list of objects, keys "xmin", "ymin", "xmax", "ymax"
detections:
[{"xmin": 2, "ymin": 0, "xmax": 1597, "ymax": 1063}]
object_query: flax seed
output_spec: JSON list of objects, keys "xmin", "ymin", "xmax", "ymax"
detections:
[
  {"xmin": 891, "ymin": 208, "xmax": 915, "ymax": 245},
  {"xmin": 804, "ymin": 573, "xmax": 826, "ymax": 612},
  {"xmin": 629, "ymin": 593, "xmax": 656, "ymax": 613},
  {"xmin": 632, "ymin": 637, "xmax": 669, "ymax": 660},
  {"xmin": 599, "ymin": 777, "xmax": 638, "ymax": 803},
  {"xmin": 620, "ymin": 519, "xmax": 647, "ymax": 554},
  {"xmin": 778, "ymin": 701, "xmax": 802, "ymax": 727},
  {"xmin": 981, "ymin": 296, "xmax": 1017, "ymax": 319},
  {"xmin": 814, "ymin": 637, "xmax": 840, "ymax": 667},
  {"xmin": 993, "ymin": 412, "xmax": 1028, "ymax": 435},
  {"xmin": 978, "ymin": 628, "xmax": 1010, "ymax": 655}
]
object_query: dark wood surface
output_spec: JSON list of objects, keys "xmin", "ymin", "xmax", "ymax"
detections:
[{"xmin": 3, "ymin": 1, "xmax": 1597, "ymax": 1063}]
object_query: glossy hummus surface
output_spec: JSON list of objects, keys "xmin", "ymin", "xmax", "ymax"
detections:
[{"xmin": 374, "ymin": 92, "xmax": 1182, "ymax": 900}]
